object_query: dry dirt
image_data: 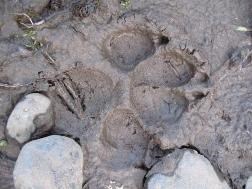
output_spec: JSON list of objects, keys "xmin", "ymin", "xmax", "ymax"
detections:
[{"xmin": 0, "ymin": 0, "xmax": 252, "ymax": 188}]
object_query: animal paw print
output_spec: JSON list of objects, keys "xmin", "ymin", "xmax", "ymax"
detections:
[
  {"xmin": 100, "ymin": 108, "xmax": 149, "ymax": 168},
  {"xmin": 54, "ymin": 75, "xmax": 85, "ymax": 119},
  {"xmin": 103, "ymin": 29, "xmax": 155, "ymax": 71},
  {"xmin": 54, "ymin": 68, "xmax": 113, "ymax": 119},
  {"xmin": 130, "ymin": 47, "xmax": 210, "ymax": 133},
  {"xmin": 98, "ymin": 27, "xmax": 210, "ymax": 169}
]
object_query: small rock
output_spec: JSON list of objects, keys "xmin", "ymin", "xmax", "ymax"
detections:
[
  {"xmin": 6, "ymin": 93, "xmax": 54, "ymax": 143},
  {"xmin": 13, "ymin": 135, "xmax": 83, "ymax": 189},
  {"xmin": 246, "ymin": 177, "xmax": 252, "ymax": 189},
  {"xmin": 21, "ymin": 0, "xmax": 50, "ymax": 13},
  {"xmin": 146, "ymin": 150, "xmax": 230, "ymax": 189}
]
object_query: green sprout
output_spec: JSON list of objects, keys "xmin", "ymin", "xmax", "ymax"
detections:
[
  {"xmin": 23, "ymin": 29, "xmax": 43, "ymax": 51},
  {"xmin": 0, "ymin": 139, "xmax": 8, "ymax": 149},
  {"xmin": 120, "ymin": 0, "xmax": 131, "ymax": 9},
  {"xmin": 13, "ymin": 11, "xmax": 44, "ymax": 51}
]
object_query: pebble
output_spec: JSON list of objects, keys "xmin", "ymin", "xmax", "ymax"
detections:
[{"xmin": 6, "ymin": 93, "xmax": 54, "ymax": 143}]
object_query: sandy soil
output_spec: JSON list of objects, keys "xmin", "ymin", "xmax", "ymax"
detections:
[{"xmin": 0, "ymin": 0, "xmax": 252, "ymax": 188}]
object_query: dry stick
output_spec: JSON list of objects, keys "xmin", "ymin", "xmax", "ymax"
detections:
[
  {"xmin": 42, "ymin": 51, "xmax": 56, "ymax": 64},
  {"xmin": 20, "ymin": 20, "xmax": 45, "ymax": 29},
  {"xmin": 0, "ymin": 82, "xmax": 32, "ymax": 89},
  {"xmin": 13, "ymin": 13, "xmax": 34, "ymax": 24},
  {"xmin": 0, "ymin": 78, "xmax": 53, "ymax": 90},
  {"xmin": 42, "ymin": 51, "xmax": 59, "ymax": 71},
  {"xmin": 236, "ymin": 26, "xmax": 252, "ymax": 32},
  {"xmin": 10, "ymin": 13, "xmax": 45, "ymax": 28},
  {"xmin": 241, "ymin": 50, "xmax": 252, "ymax": 67}
]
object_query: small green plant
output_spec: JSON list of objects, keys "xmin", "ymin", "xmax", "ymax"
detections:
[
  {"xmin": 23, "ymin": 29, "xmax": 43, "ymax": 51},
  {"xmin": 0, "ymin": 139, "xmax": 8, "ymax": 149},
  {"xmin": 13, "ymin": 11, "xmax": 44, "ymax": 51},
  {"xmin": 120, "ymin": 0, "xmax": 131, "ymax": 9}
]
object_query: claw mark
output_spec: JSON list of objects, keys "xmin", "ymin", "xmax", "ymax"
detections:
[
  {"xmin": 54, "ymin": 76, "xmax": 85, "ymax": 119},
  {"xmin": 163, "ymin": 99, "xmax": 171, "ymax": 113},
  {"xmin": 164, "ymin": 60, "xmax": 182, "ymax": 81},
  {"xmin": 63, "ymin": 78, "xmax": 78, "ymax": 99}
]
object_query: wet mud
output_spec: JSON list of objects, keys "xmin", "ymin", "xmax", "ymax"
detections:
[{"xmin": 0, "ymin": 0, "xmax": 252, "ymax": 188}]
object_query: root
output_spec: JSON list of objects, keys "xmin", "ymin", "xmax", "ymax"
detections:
[{"xmin": 10, "ymin": 13, "xmax": 45, "ymax": 29}]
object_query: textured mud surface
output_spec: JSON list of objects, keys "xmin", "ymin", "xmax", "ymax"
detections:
[{"xmin": 0, "ymin": 0, "xmax": 252, "ymax": 188}]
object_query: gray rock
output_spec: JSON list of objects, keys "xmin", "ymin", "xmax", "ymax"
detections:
[
  {"xmin": 246, "ymin": 177, "xmax": 252, "ymax": 189},
  {"xmin": 13, "ymin": 135, "xmax": 83, "ymax": 189},
  {"xmin": 146, "ymin": 150, "xmax": 230, "ymax": 189},
  {"xmin": 6, "ymin": 93, "xmax": 54, "ymax": 143},
  {"xmin": 21, "ymin": 0, "xmax": 50, "ymax": 13}
]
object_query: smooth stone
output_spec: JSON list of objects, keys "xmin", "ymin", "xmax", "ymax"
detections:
[
  {"xmin": 13, "ymin": 135, "xmax": 83, "ymax": 189},
  {"xmin": 147, "ymin": 150, "xmax": 230, "ymax": 189},
  {"xmin": 246, "ymin": 177, "xmax": 252, "ymax": 189},
  {"xmin": 6, "ymin": 93, "xmax": 54, "ymax": 143}
]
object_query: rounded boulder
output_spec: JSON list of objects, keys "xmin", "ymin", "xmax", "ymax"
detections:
[{"xmin": 13, "ymin": 135, "xmax": 83, "ymax": 189}]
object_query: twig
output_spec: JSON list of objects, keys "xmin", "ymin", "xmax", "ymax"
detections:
[
  {"xmin": 12, "ymin": 13, "xmax": 34, "ymax": 24},
  {"xmin": 0, "ymin": 82, "xmax": 32, "ymax": 89},
  {"xmin": 241, "ymin": 50, "xmax": 252, "ymax": 68},
  {"xmin": 43, "ymin": 51, "xmax": 56, "ymax": 64},
  {"xmin": 20, "ymin": 20, "xmax": 45, "ymax": 28},
  {"xmin": 10, "ymin": 13, "xmax": 45, "ymax": 28},
  {"xmin": 236, "ymin": 26, "xmax": 252, "ymax": 32}
]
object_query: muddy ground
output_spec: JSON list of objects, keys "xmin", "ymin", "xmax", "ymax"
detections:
[{"xmin": 0, "ymin": 0, "xmax": 252, "ymax": 188}]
